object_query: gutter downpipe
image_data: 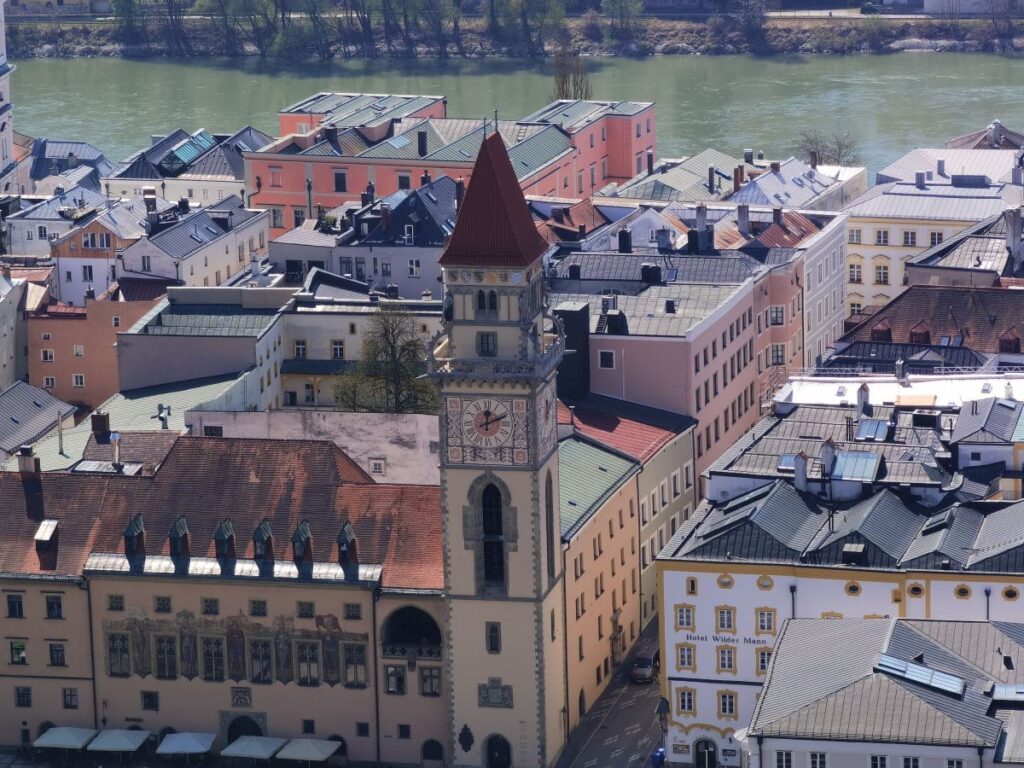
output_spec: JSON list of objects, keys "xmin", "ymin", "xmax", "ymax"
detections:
[
  {"xmin": 757, "ymin": 734, "xmax": 764, "ymax": 768},
  {"xmin": 985, "ymin": 587, "xmax": 991, "ymax": 620},
  {"xmin": 789, "ymin": 584, "xmax": 796, "ymax": 619},
  {"xmin": 372, "ymin": 585, "xmax": 382, "ymax": 766},
  {"xmin": 81, "ymin": 578, "xmax": 99, "ymax": 729}
]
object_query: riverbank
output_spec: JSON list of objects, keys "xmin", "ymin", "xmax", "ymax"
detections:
[{"xmin": 7, "ymin": 15, "xmax": 1021, "ymax": 59}]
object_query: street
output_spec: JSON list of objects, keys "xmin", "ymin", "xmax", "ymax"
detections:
[{"xmin": 556, "ymin": 621, "xmax": 665, "ymax": 768}]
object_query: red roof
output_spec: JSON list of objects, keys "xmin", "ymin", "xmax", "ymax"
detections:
[
  {"xmin": 9, "ymin": 266, "xmax": 53, "ymax": 285},
  {"xmin": 0, "ymin": 436, "xmax": 444, "ymax": 591},
  {"xmin": 557, "ymin": 396, "xmax": 694, "ymax": 463},
  {"xmin": 439, "ymin": 132, "xmax": 549, "ymax": 268}
]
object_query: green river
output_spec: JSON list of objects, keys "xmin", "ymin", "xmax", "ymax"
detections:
[{"xmin": 12, "ymin": 53, "xmax": 1024, "ymax": 173}]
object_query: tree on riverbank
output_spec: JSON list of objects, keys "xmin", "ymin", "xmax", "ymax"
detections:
[
  {"xmin": 794, "ymin": 130, "xmax": 861, "ymax": 166},
  {"xmin": 552, "ymin": 45, "xmax": 592, "ymax": 99}
]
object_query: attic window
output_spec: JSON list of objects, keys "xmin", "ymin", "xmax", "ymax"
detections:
[
  {"xmin": 870, "ymin": 320, "xmax": 892, "ymax": 343},
  {"xmin": 214, "ymin": 519, "xmax": 235, "ymax": 559},
  {"xmin": 776, "ymin": 454, "xmax": 797, "ymax": 473},
  {"xmin": 34, "ymin": 519, "xmax": 58, "ymax": 550},
  {"xmin": 1000, "ymin": 327, "xmax": 1021, "ymax": 354},
  {"xmin": 909, "ymin": 322, "xmax": 930, "ymax": 345}
]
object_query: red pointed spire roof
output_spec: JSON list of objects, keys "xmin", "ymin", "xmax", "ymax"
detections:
[{"xmin": 439, "ymin": 131, "xmax": 549, "ymax": 268}]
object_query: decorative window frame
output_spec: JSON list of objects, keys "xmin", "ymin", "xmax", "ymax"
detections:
[
  {"xmin": 844, "ymin": 580, "xmax": 862, "ymax": 597},
  {"xmin": 1004, "ymin": 586, "xmax": 1020, "ymax": 602},
  {"xmin": 755, "ymin": 647, "xmax": 773, "ymax": 677},
  {"xmin": 677, "ymin": 686, "xmax": 696, "ymax": 717},
  {"xmin": 714, "ymin": 605, "xmax": 737, "ymax": 635},
  {"xmin": 756, "ymin": 574, "xmax": 774, "ymax": 591},
  {"xmin": 716, "ymin": 574, "xmax": 734, "ymax": 589},
  {"xmin": 755, "ymin": 607, "xmax": 777, "ymax": 636},
  {"xmin": 715, "ymin": 644, "xmax": 737, "ymax": 675},
  {"xmin": 907, "ymin": 583, "xmax": 925, "ymax": 598},
  {"xmin": 674, "ymin": 603, "xmax": 695, "ymax": 632},
  {"xmin": 717, "ymin": 689, "xmax": 739, "ymax": 720},
  {"xmin": 954, "ymin": 584, "xmax": 972, "ymax": 600},
  {"xmin": 675, "ymin": 643, "xmax": 696, "ymax": 673}
]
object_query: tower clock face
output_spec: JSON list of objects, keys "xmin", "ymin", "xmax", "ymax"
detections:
[{"xmin": 462, "ymin": 398, "xmax": 512, "ymax": 447}]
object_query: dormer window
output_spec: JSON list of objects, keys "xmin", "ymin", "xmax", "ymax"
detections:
[
  {"xmin": 1000, "ymin": 327, "xmax": 1021, "ymax": 354},
  {"xmin": 253, "ymin": 520, "xmax": 274, "ymax": 563},
  {"xmin": 292, "ymin": 521, "xmax": 312, "ymax": 563},
  {"xmin": 214, "ymin": 519, "xmax": 235, "ymax": 560},
  {"xmin": 870, "ymin": 319, "xmax": 892, "ymax": 343},
  {"xmin": 123, "ymin": 514, "xmax": 145, "ymax": 558},
  {"xmin": 908, "ymin": 322, "xmax": 930, "ymax": 346},
  {"xmin": 338, "ymin": 522, "xmax": 359, "ymax": 578},
  {"xmin": 169, "ymin": 517, "xmax": 190, "ymax": 559}
]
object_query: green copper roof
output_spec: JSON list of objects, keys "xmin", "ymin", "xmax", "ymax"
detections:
[{"xmin": 558, "ymin": 436, "xmax": 639, "ymax": 540}]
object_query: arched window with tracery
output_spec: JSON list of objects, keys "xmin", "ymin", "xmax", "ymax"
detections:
[{"xmin": 482, "ymin": 484, "xmax": 505, "ymax": 590}]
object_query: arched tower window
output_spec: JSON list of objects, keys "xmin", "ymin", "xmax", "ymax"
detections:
[
  {"xmin": 488, "ymin": 290, "xmax": 498, "ymax": 311},
  {"xmin": 545, "ymin": 471, "xmax": 556, "ymax": 581},
  {"xmin": 482, "ymin": 484, "xmax": 505, "ymax": 590},
  {"xmin": 477, "ymin": 290, "xmax": 487, "ymax": 312}
]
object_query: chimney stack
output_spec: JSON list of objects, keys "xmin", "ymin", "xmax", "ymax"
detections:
[
  {"xmin": 455, "ymin": 178, "xmax": 465, "ymax": 212},
  {"xmin": 646, "ymin": 148, "xmax": 654, "ymax": 176},
  {"xmin": 708, "ymin": 165, "xmax": 717, "ymax": 193},
  {"xmin": 178, "ymin": 197, "xmax": 190, "ymax": 215},
  {"xmin": 324, "ymin": 124, "xmax": 338, "ymax": 144},
  {"xmin": 738, "ymin": 204, "xmax": 750, "ymax": 235},
  {"xmin": 17, "ymin": 445, "xmax": 40, "ymax": 475},
  {"xmin": 417, "ymin": 129, "xmax": 428, "ymax": 158},
  {"xmin": 857, "ymin": 382, "xmax": 870, "ymax": 415},
  {"xmin": 793, "ymin": 451, "xmax": 808, "ymax": 492},
  {"xmin": 91, "ymin": 412, "xmax": 110, "ymax": 439},
  {"xmin": 1006, "ymin": 206, "xmax": 1022, "ymax": 263},
  {"xmin": 937, "ymin": 158, "xmax": 947, "ymax": 178},
  {"xmin": 990, "ymin": 119, "xmax": 1003, "ymax": 148},
  {"xmin": 809, "ymin": 150, "xmax": 819, "ymax": 169},
  {"xmin": 111, "ymin": 431, "xmax": 121, "ymax": 470},
  {"xmin": 821, "ymin": 438, "xmax": 836, "ymax": 477},
  {"xmin": 696, "ymin": 203, "xmax": 708, "ymax": 233},
  {"xmin": 770, "ymin": 160, "xmax": 781, "ymax": 173},
  {"xmin": 380, "ymin": 203, "xmax": 390, "ymax": 232},
  {"xmin": 743, "ymin": 148, "xmax": 754, "ymax": 164},
  {"xmin": 420, "ymin": 171, "xmax": 432, "ymax": 187},
  {"xmin": 0, "ymin": 263, "xmax": 10, "ymax": 281},
  {"xmin": 618, "ymin": 228, "xmax": 632, "ymax": 254},
  {"xmin": 915, "ymin": 171, "xmax": 926, "ymax": 189},
  {"xmin": 773, "ymin": 207, "xmax": 783, "ymax": 226},
  {"xmin": 1013, "ymin": 167, "xmax": 1024, "ymax": 187}
]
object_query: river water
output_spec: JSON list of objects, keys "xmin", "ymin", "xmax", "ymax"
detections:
[{"xmin": 12, "ymin": 53, "xmax": 1024, "ymax": 174}]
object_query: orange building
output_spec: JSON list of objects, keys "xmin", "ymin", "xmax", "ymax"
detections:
[
  {"xmin": 246, "ymin": 94, "xmax": 656, "ymax": 237},
  {"xmin": 27, "ymin": 280, "xmax": 169, "ymax": 408}
]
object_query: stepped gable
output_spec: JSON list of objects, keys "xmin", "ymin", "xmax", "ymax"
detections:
[{"xmin": 439, "ymin": 131, "xmax": 549, "ymax": 268}]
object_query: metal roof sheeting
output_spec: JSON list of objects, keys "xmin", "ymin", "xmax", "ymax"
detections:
[{"xmin": 557, "ymin": 436, "xmax": 639, "ymax": 540}]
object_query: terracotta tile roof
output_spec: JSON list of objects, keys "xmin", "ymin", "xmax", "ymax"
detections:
[
  {"xmin": 101, "ymin": 278, "xmax": 175, "ymax": 303},
  {"xmin": 81, "ymin": 430, "xmax": 181, "ymax": 472},
  {"xmin": 9, "ymin": 266, "xmax": 53, "ymax": 285},
  {"xmin": 439, "ymin": 132, "xmax": 549, "ymax": 268},
  {"xmin": 840, "ymin": 285, "xmax": 1024, "ymax": 353},
  {"xmin": 0, "ymin": 437, "xmax": 443, "ymax": 591},
  {"xmin": 34, "ymin": 302, "xmax": 87, "ymax": 317},
  {"xmin": 536, "ymin": 198, "xmax": 610, "ymax": 244},
  {"xmin": 557, "ymin": 395, "xmax": 695, "ymax": 463}
]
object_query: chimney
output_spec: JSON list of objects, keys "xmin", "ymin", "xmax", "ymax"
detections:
[
  {"xmin": 250, "ymin": 253, "xmax": 260, "ymax": 280},
  {"xmin": 552, "ymin": 207, "xmax": 564, "ymax": 224},
  {"xmin": 687, "ymin": 229, "xmax": 699, "ymax": 254},
  {"xmin": 420, "ymin": 170, "xmax": 432, "ymax": 187},
  {"xmin": 738, "ymin": 204, "xmax": 750, "ymax": 235},
  {"xmin": 809, "ymin": 150, "xmax": 819, "ymax": 169},
  {"xmin": 178, "ymin": 197, "xmax": 190, "ymax": 215},
  {"xmin": 577, "ymin": 223, "xmax": 585, "ymax": 239},
  {"xmin": 857, "ymin": 382, "xmax": 870, "ymax": 415},
  {"xmin": 743, "ymin": 148, "xmax": 754, "ymax": 164},
  {"xmin": 990, "ymin": 119, "xmax": 1003, "ymax": 148},
  {"xmin": 417, "ymin": 129, "xmax": 428, "ymax": 158},
  {"xmin": 1013, "ymin": 167, "xmax": 1024, "ymax": 187},
  {"xmin": 618, "ymin": 228, "xmax": 632, "ymax": 254},
  {"xmin": 85, "ymin": 287, "xmax": 95, "ymax": 300},
  {"xmin": 821, "ymin": 437, "xmax": 836, "ymax": 477},
  {"xmin": 142, "ymin": 187, "xmax": 157, "ymax": 213},
  {"xmin": 646, "ymin": 148, "xmax": 654, "ymax": 176},
  {"xmin": 1006, "ymin": 381, "xmax": 1015, "ymax": 400},
  {"xmin": 793, "ymin": 451, "xmax": 808, "ymax": 492},
  {"xmin": 915, "ymin": 171, "xmax": 926, "ymax": 189},
  {"xmin": 770, "ymin": 161, "xmax": 781, "ymax": 173},
  {"xmin": 0, "ymin": 263, "xmax": 9, "ymax": 281},
  {"xmin": 91, "ymin": 412, "xmax": 110, "ymax": 439},
  {"xmin": 708, "ymin": 165, "xmax": 717, "ymax": 193},
  {"xmin": 455, "ymin": 178, "xmax": 465, "ymax": 212},
  {"xmin": 110, "ymin": 431, "xmax": 121, "ymax": 470},
  {"xmin": 937, "ymin": 158, "xmax": 946, "ymax": 177},
  {"xmin": 54, "ymin": 185, "xmax": 65, "ymax": 197},
  {"xmin": 757, "ymin": 150, "xmax": 765, "ymax": 161},
  {"xmin": 361, "ymin": 183, "xmax": 374, "ymax": 207},
  {"xmin": 380, "ymin": 203, "xmax": 390, "ymax": 233},
  {"xmin": 773, "ymin": 207, "xmax": 783, "ymax": 226},
  {"xmin": 17, "ymin": 444, "xmax": 40, "ymax": 475},
  {"xmin": 664, "ymin": 298, "xmax": 676, "ymax": 314},
  {"xmin": 733, "ymin": 167, "xmax": 743, "ymax": 194},
  {"xmin": 696, "ymin": 203, "xmax": 708, "ymax": 232},
  {"xmin": 1005, "ymin": 207, "xmax": 1022, "ymax": 262},
  {"xmin": 338, "ymin": 521, "xmax": 359, "ymax": 579},
  {"xmin": 324, "ymin": 124, "xmax": 338, "ymax": 144}
]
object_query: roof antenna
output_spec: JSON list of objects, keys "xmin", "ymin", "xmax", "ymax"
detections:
[
  {"xmin": 494, "ymin": 108, "xmax": 499, "ymax": 127},
  {"xmin": 482, "ymin": 117, "xmax": 488, "ymax": 140}
]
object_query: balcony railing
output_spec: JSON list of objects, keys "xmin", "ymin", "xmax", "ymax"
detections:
[{"xmin": 381, "ymin": 642, "xmax": 442, "ymax": 661}]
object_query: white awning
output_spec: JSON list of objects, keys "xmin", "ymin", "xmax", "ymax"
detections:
[
  {"xmin": 34, "ymin": 727, "xmax": 98, "ymax": 750},
  {"xmin": 87, "ymin": 729, "xmax": 151, "ymax": 752},
  {"xmin": 221, "ymin": 736, "xmax": 287, "ymax": 760},
  {"xmin": 276, "ymin": 739, "xmax": 342, "ymax": 762},
  {"xmin": 157, "ymin": 732, "xmax": 216, "ymax": 755}
]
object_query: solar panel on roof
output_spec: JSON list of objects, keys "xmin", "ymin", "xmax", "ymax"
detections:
[
  {"xmin": 387, "ymin": 135, "xmax": 411, "ymax": 149},
  {"xmin": 876, "ymin": 654, "xmax": 965, "ymax": 696},
  {"xmin": 993, "ymin": 684, "xmax": 1024, "ymax": 702},
  {"xmin": 855, "ymin": 418, "xmax": 890, "ymax": 442},
  {"xmin": 777, "ymin": 453, "xmax": 797, "ymax": 473},
  {"xmin": 833, "ymin": 450, "xmax": 882, "ymax": 482}
]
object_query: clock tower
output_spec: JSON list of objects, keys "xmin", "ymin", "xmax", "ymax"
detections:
[{"xmin": 432, "ymin": 132, "xmax": 567, "ymax": 768}]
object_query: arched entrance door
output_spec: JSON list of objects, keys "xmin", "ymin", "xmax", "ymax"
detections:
[
  {"xmin": 484, "ymin": 734, "xmax": 512, "ymax": 768},
  {"xmin": 694, "ymin": 739, "xmax": 718, "ymax": 768},
  {"xmin": 227, "ymin": 716, "xmax": 263, "ymax": 743}
]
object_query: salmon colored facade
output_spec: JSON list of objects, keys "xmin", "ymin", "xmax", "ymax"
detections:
[
  {"xmin": 247, "ymin": 96, "xmax": 657, "ymax": 237},
  {"xmin": 28, "ymin": 293, "xmax": 161, "ymax": 408}
]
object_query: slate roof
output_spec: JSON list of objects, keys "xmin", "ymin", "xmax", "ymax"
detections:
[
  {"xmin": 361, "ymin": 175, "xmax": 458, "ymax": 246},
  {"xmin": 0, "ymin": 382, "xmax": 75, "ymax": 455},
  {"xmin": 0, "ymin": 435, "xmax": 443, "ymax": 592},
  {"xmin": 29, "ymin": 138, "xmax": 114, "ymax": 182},
  {"xmin": 950, "ymin": 397, "xmax": 1022, "ymax": 444},
  {"xmin": 185, "ymin": 126, "xmax": 273, "ymax": 181},
  {"xmin": 907, "ymin": 213, "xmax": 1014, "ymax": 277},
  {"xmin": 557, "ymin": 394, "xmax": 695, "ymax": 463},
  {"xmin": 730, "ymin": 157, "xmax": 836, "ymax": 208},
  {"xmin": 750, "ymin": 617, "xmax": 1024, "ymax": 749},
  {"xmin": 8, "ymin": 186, "xmax": 108, "ymax": 222},
  {"xmin": 557, "ymin": 435, "xmax": 639, "ymax": 539},
  {"xmin": 146, "ymin": 195, "xmax": 260, "ymax": 261},
  {"xmin": 521, "ymin": 99, "xmax": 652, "ymax": 131},
  {"xmin": 946, "ymin": 120, "xmax": 1024, "ymax": 150},
  {"xmin": 823, "ymin": 340, "xmax": 988, "ymax": 373},
  {"xmin": 280, "ymin": 93, "xmax": 444, "ymax": 128},
  {"xmin": 304, "ymin": 267, "xmax": 370, "ymax": 300},
  {"xmin": 132, "ymin": 299, "xmax": 279, "ymax": 338},
  {"xmin": 550, "ymin": 252, "xmax": 761, "ymax": 285},
  {"xmin": 551, "ymin": 284, "xmax": 748, "ymax": 338},
  {"xmin": 112, "ymin": 127, "xmax": 272, "ymax": 182},
  {"xmin": 439, "ymin": 132, "xmax": 550, "ymax": 268},
  {"xmin": 612, "ymin": 148, "xmax": 754, "ymax": 202},
  {"xmin": 877, "ymin": 147, "xmax": 1020, "ymax": 185},
  {"xmin": 843, "ymin": 179, "xmax": 1020, "ymax": 222},
  {"xmin": 839, "ymin": 285, "xmax": 1024, "ymax": 354}
]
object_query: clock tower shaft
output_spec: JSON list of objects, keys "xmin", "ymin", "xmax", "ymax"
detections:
[{"xmin": 432, "ymin": 132, "xmax": 568, "ymax": 768}]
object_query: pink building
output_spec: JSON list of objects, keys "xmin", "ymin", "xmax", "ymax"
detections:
[{"xmin": 246, "ymin": 95, "xmax": 655, "ymax": 236}]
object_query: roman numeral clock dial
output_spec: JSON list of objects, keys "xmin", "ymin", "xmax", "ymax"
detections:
[
  {"xmin": 462, "ymin": 398, "xmax": 512, "ymax": 448},
  {"xmin": 444, "ymin": 396, "xmax": 530, "ymax": 465}
]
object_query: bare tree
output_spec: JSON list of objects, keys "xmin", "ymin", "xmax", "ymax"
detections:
[
  {"xmin": 601, "ymin": 0, "xmax": 643, "ymax": 39},
  {"xmin": 334, "ymin": 303, "xmax": 438, "ymax": 414},
  {"xmin": 552, "ymin": 45, "xmax": 592, "ymax": 100},
  {"xmin": 793, "ymin": 129, "xmax": 861, "ymax": 166}
]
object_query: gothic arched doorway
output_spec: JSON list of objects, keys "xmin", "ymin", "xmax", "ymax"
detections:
[
  {"xmin": 694, "ymin": 739, "xmax": 718, "ymax": 768},
  {"xmin": 227, "ymin": 716, "xmax": 263, "ymax": 743},
  {"xmin": 484, "ymin": 734, "xmax": 512, "ymax": 768}
]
